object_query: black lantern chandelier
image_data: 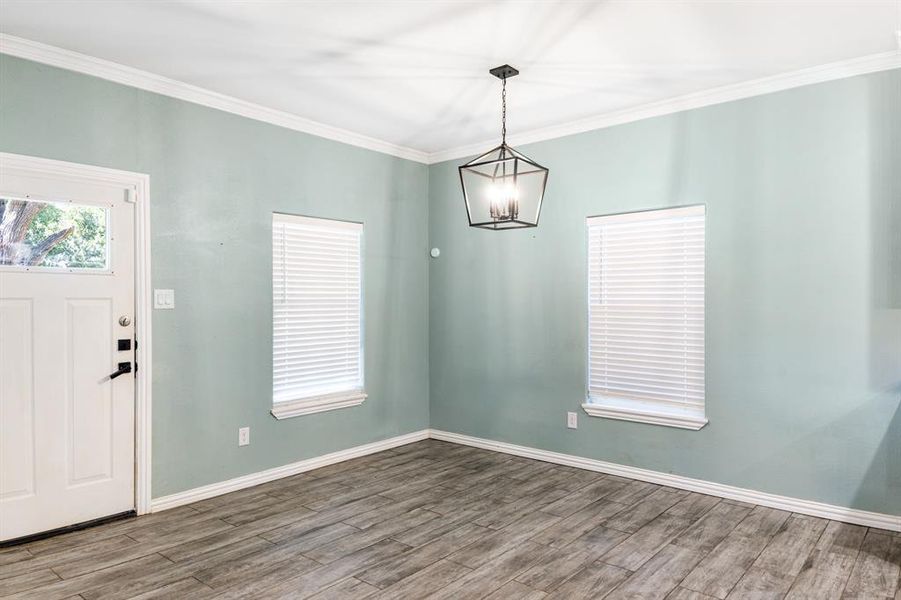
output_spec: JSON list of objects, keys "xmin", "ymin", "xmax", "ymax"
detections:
[{"xmin": 459, "ymin": 65, "xmax": 549, "ymax": 230}]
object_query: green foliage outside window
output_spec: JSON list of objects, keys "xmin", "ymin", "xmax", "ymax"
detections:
[
  {"xmin": 24, "ymin": 203, "xmax": 107, "ymax": 268},
  {"xmin": 0, "ymin": 198, "xmax": 108, "ymax": 269}
]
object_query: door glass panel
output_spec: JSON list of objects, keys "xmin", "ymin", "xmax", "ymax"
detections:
[{"xmin": 0, "ymin": 198, "xmax": 109, "ymax": 270}]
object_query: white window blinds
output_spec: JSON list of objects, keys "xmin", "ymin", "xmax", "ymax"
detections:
[
  {"xmin": 587, "ymin": 205, "xmax": 706, "ymax": 427},
  {"xmin": 272, "ymin": 213, "xmax": 363, "ymax": 405}
]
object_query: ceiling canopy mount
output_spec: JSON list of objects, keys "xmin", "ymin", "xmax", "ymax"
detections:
[{"xmin": 488, "ymin": 64, "xmax": 519, "ymax": 80}]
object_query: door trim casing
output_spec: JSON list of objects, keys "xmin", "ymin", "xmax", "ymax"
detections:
[{"xmin": 0, "ymin": 152, "xmax": 153, "ymax": 514}]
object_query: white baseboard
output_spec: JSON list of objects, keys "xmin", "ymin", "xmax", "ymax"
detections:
[
  {"xmin": 149, "ymin": 426, "xmax": 900, "ymax": 532},
  {"xmin": 150, "ymin": 429, "xmax": 429, "ymax": 512},
  {"xmin": 429, "ymin": 429, "xmax": 901, "ymax": 533}
]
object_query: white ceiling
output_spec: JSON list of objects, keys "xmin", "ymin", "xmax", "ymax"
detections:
[{"xmin": 1, "ymin": 1, "xmax": 898, "ymax": 159}]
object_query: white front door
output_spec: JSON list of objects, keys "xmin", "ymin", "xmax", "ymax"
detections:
[{"xmin": 0, "ymin": 167, "xmax": 136, "ymax": 542}]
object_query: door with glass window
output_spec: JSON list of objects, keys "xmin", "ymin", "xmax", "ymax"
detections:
[{"xmin": 0, "ymin": 167, "xmax": 135, "ymax": 542}]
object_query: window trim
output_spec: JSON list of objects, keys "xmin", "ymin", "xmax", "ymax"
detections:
[
  {"xmin": 271, "ymin": 390, "xmax": 368, "ymax": 420},
  {"xmin": 583, "ymin": 204, "xmax": 707, "ymax": 430},
  {"xmin": 271, "ymin": 212, "xmax": 366, "ymax": 419},
  {"xmin": 581, "ymin": 399, "xmax": 707, "ymax": 430}
]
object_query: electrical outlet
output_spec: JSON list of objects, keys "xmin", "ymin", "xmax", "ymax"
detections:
[
  {"xmin": 567, "ymin": 412, "xmax": 578, "ymax": 429},
  {"xmin": 238, "ymin": 427, "xmax": 250, "ymax": 446}
]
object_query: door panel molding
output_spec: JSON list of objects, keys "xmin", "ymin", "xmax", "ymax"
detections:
[
  {"xmin": 66, "ymin": 297, "xmax": 114, "ymax": 486},
  {"xmin": 0, "ymin": 298, "xmax": 36, "ymax": 501},
  {"xmin": 0, "ymin": 152, "xmax": 152, "ymax": 515}
]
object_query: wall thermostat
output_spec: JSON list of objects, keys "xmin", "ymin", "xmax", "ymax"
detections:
[{"xmin": 430, "ymin": 248, "xmax": 441, "ymax": 258}]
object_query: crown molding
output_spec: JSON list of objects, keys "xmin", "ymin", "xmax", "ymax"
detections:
[
  {"xmin": 427, "ymin": 50, "xmax": 901, "ymax": 164},
  {"xmin": 2, "ymin": 34, "xmax": 898, "ymax": 166},
  {"xmin": 0, "ymin": 34, "xmax": 430, "ymax": 164}
]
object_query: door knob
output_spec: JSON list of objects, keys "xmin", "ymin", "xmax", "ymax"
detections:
[
  {"xmin": 118, "ymin": 316, "xmax": 131, "ymax": 327},
  {"xmin": 108, "ymin": 362, "xmax": 132, "ymax": 380}
]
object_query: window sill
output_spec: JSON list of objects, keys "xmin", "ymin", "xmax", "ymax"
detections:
[
  {"xmin": 271, "ymin": 390, "xmax": 367, "ymax": 420},
  {"xmin": 581, "ymin": 398, "xmax": 707, "ymax": 430}
]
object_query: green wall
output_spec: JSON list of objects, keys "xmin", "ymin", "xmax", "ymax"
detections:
[
  {"xmin": 0, "ymin": 55, "xmax": 430, "ymax": 498},
  {"xmin": 3, "ymin": 53, "xmax": 899, "ymax": 515},
  {"xmin": 428, "ymin": 69, "xmax": 901, "ymax": 515}
]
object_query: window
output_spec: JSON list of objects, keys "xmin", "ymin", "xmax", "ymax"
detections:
[
  {"xmin": 584, "ymin": 205, "xmax": 706, "ymax": 430},
  {"xmin": 0, "ymin": 197, "xmax": 109, "ymax": 271},
  {"xmin": 271, "ymin": 213, "xmax": 365, "ymax": 419}
]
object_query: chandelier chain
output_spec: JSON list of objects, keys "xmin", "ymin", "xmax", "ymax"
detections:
[{"xmin": 501, "ymin": 77, "xmax": 506, "ymax": 145}]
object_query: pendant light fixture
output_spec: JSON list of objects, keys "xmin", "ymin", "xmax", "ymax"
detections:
[{"xmin": 459, "ymin": 65, "xmax": 549, "ymax": 230}]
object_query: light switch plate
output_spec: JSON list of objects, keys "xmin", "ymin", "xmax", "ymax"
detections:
[
  {"xmin": 238, "ymin": 427, "xmax": 250, "ymax": 446},
  {"xmin": 154, "ymin": 289, "xmax": 175, "ymax": 309},
  {"xmin": 567, "ymin": 412, "xmax": 578, "ymax": 429}
]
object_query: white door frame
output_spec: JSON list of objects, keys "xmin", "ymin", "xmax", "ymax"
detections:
[{"xmin": 0, "ymin": 152, "xmax": 153, "ymax": 515}]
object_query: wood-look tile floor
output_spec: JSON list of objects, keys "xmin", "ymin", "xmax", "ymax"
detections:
[{"xmin": 2, "ymin": 440, "xmax": 900, "ymax": 600}]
